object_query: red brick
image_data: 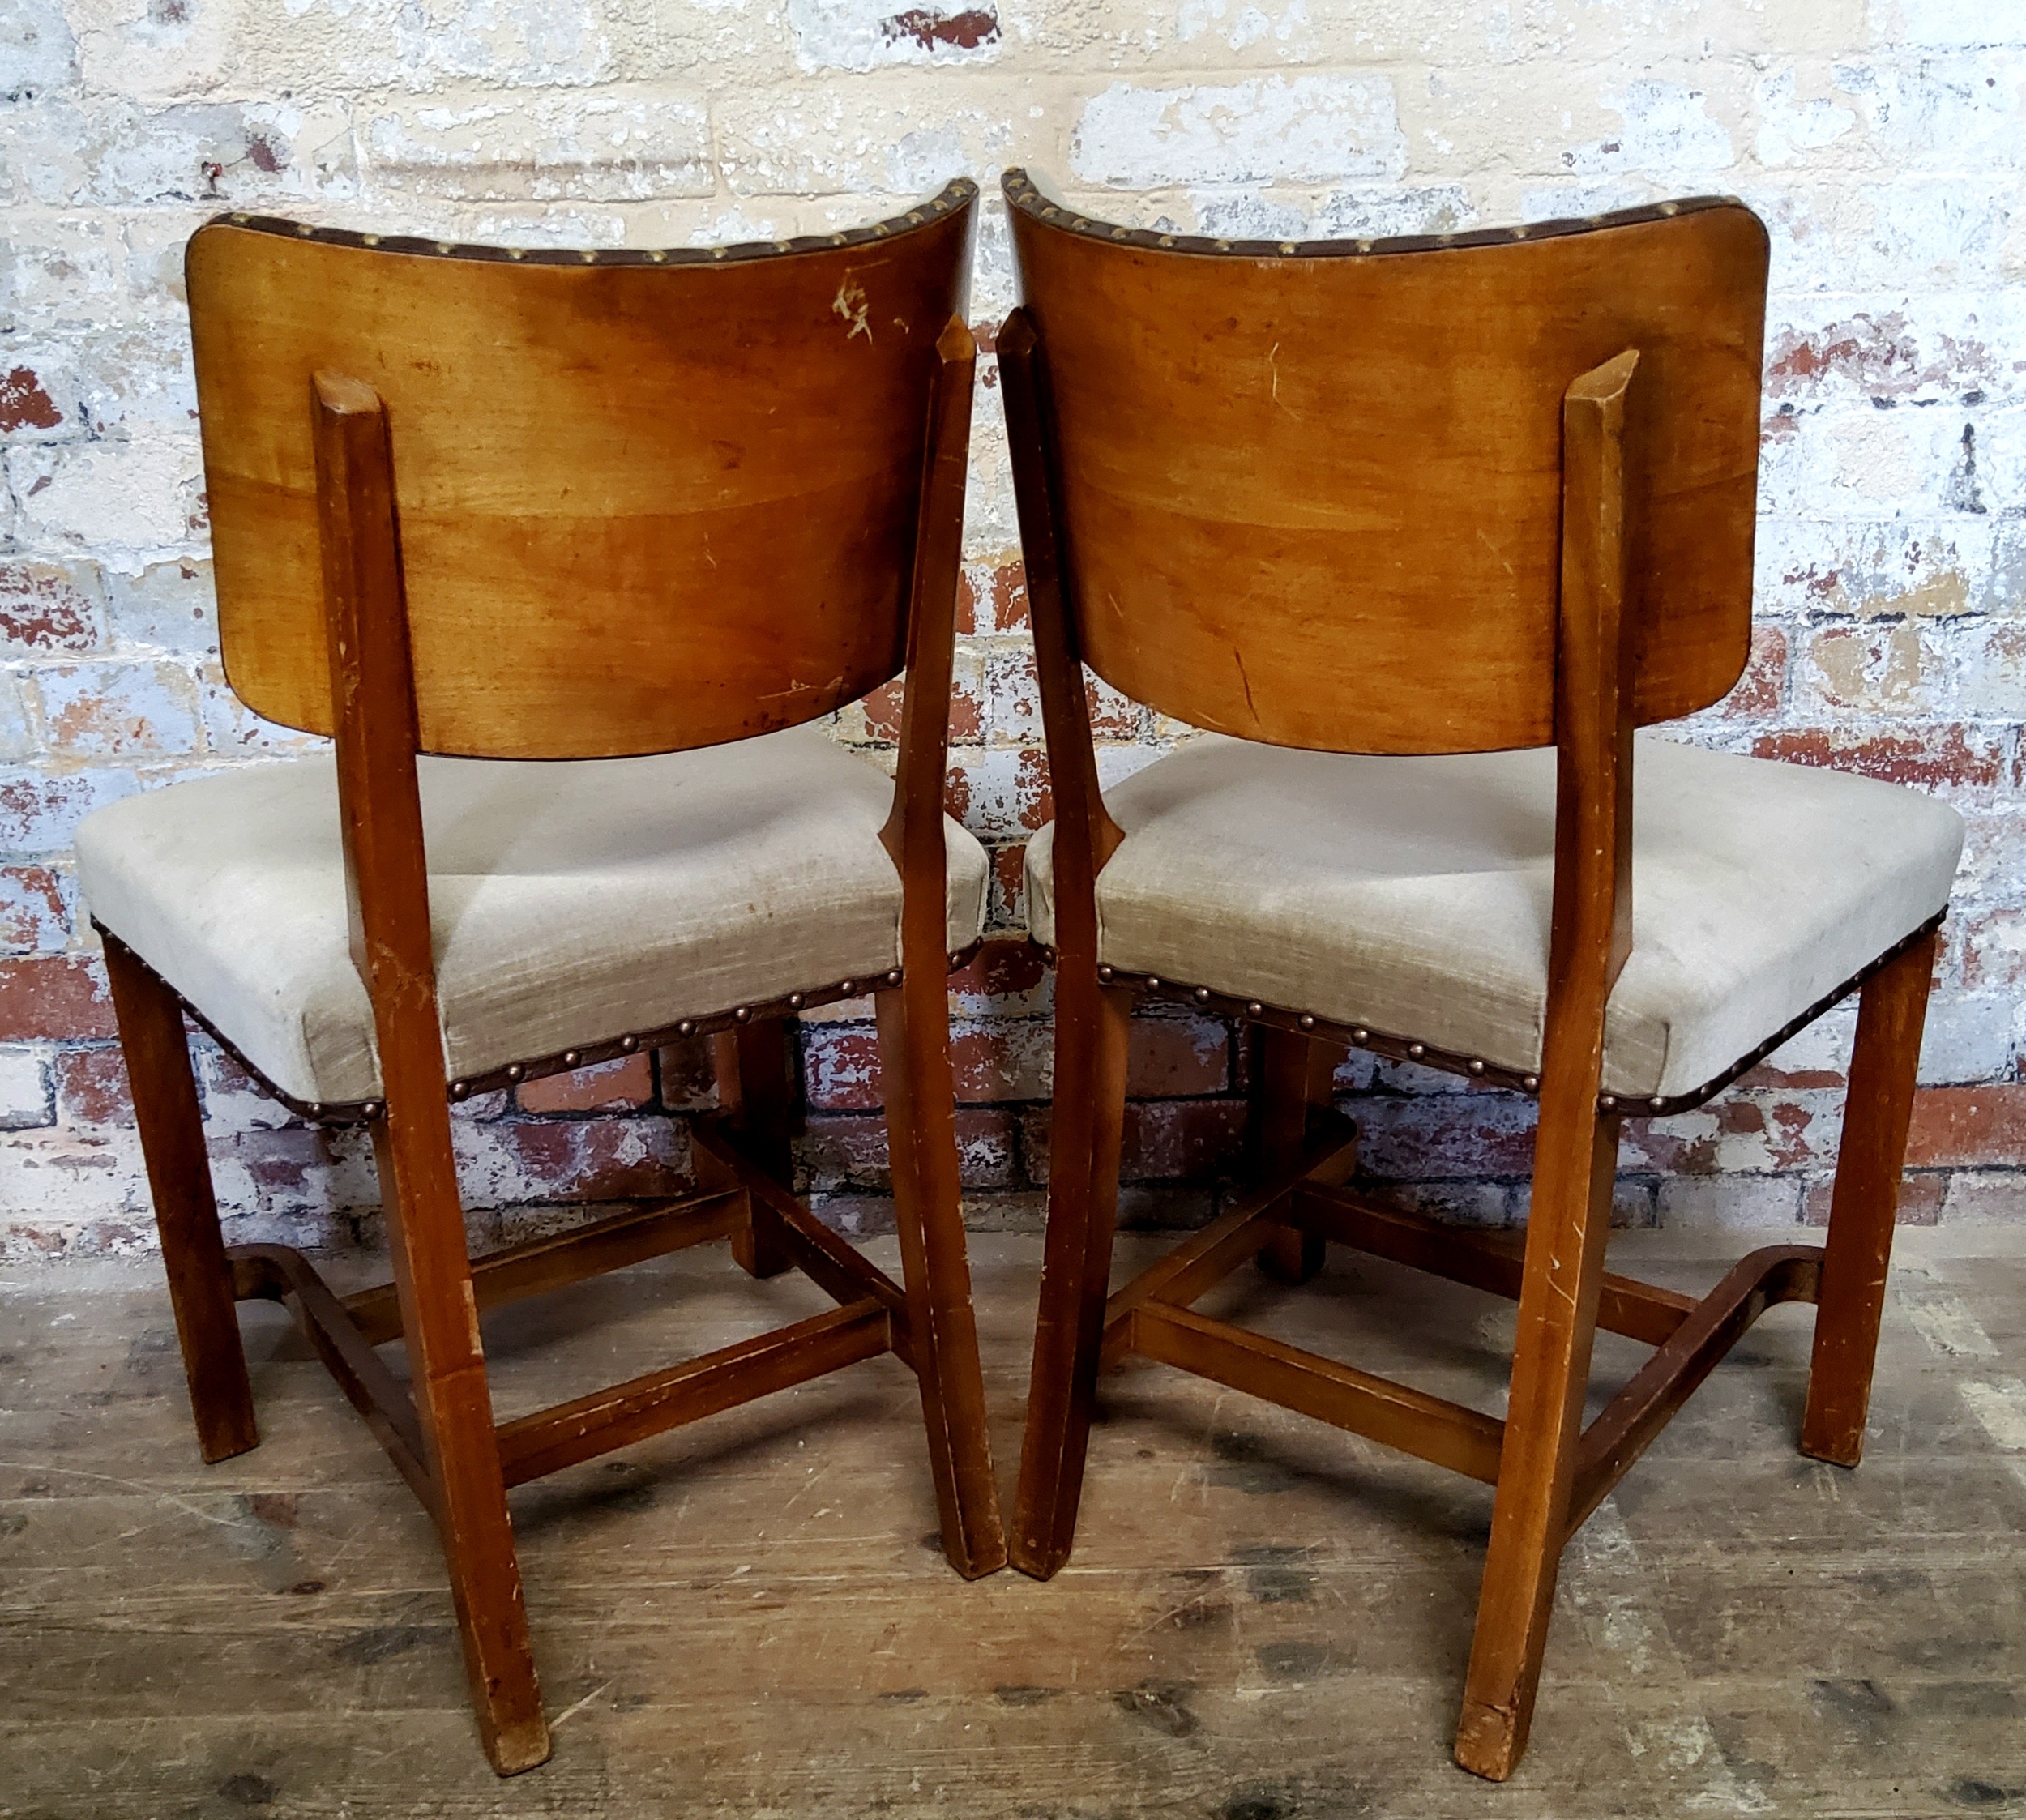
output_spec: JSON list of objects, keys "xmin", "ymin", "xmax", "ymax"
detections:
[
  {"xmin": 1803, "ymin": 1170, "xmax": 1943, "ymax": 1227},
  {"xmin": 947, "ymin": 932, "xmax": 1048, "ymax": 999},
  {"xmin": 1126, "ymin": 1011, "xmax": 1231, "ymax": 1097},
  {"xmin": 801, "ymin": 1107, "xmax": 1017, "ymax": 1190},
  {"xmin": 1716, "ymin": 624, "xmax": 1787, "ymax": 720},
  {"xmin": 1750, "ymin": 724, "xmax": 2003, "ymax": 793},
  {"xmin": 951, "ymin": 1019, "xmax": 1052, "ymax": 1101},
  {"xmin": 502, "ymin": 1118, "xmax": 686, "ymax": 1202},
  {"xmin": 0, "ymin": 956, "xmax": 116, "ymax": 1040},
  {"xmin": 956, "ymin": 560, "xmax": 1028, "ymax": 634},
  {"xmin": 803, "ymin": 1026, "xmax": 883, "ymax": 1110},
  {"xmin": 1021, "ymin": 1097, "xmax": 1250, "ymax": 1183},
  {"xmin": 860, "ymin": 670, "xmax": 983, "ymax": 745},
  {"xmin": 1906, "ymin": 1084, "xmax": 2026, "ymax": 1168},
  {"xmin": 989, "ymin": 843, "xmax": 1027, "ymax": 926},
  {"xmin": 516, "ymin": 1053, "xmax": 654, "ymax": 1115},
  {"xmin": 0, "ymin": 865, "xmax": 74, "ymax": 953},
  {"xmin": 0, "ymin": 559, "xmax": 105, "ymax": 652},
  {"xmin": 1355, "ymin": 1094, "xmax": 1539, "ymax": 1179},
  {"xmin": 54, "ymin": 1047, "xmax": 131, "ymax": 1126},
  {"xmin": 861, "ymin": 677, "xmax": 904, "ymax": 741}
]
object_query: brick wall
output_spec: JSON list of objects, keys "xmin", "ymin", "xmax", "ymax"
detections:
[{"xmin": 2, "ymin": 0, "xmax": 2020, "ymax": 1256}]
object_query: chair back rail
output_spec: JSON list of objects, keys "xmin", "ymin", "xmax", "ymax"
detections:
[
  {"xmin": 1002, "ymin": 170, "xmax": 1768, "ymax": 757},
  {"xmin": 187, "ymin": 182, "xmax": 977, "ymax": 759}
]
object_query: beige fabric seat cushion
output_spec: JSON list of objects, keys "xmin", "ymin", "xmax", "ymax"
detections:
[
  {"xmin": 1026, "ymin": 733, "xmax": 1963, "ymax": 1103},
  {"xmin": 77, "ymin": 727, "xmax": 988, "ymax": 1107}
]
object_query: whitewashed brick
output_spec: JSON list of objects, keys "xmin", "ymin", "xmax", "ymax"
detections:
[
  {"xmin": 361, "ymin": 92, "xmax": 714, "ymax": 203},
  {"xmin": 7, "ymin": 422, "xmax": 206, "ymax": 563},
  {"xmin": 0, "ymin": 0, "xmax": 77, "ymax": 96},
  {"xmin": 34, "ymin": 659, "xmax": 200, "ymax": 757},
  {"xmin": 1072, "ymin": 75, "xmax": 1404, "ymax": 187},
  {"xmin": 0, "ymin": 1049, "xmax": 53, "ymax": 1128},
  {"xmin": 788, "ymin": 0, "xmax": 1004, "ymax": 75},
  {"xmin": 68, "ymin": 0, "xmax": 233, "ymax": 100}
]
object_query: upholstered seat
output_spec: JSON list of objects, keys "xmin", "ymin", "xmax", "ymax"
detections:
[
  {"xmin": 1025, "ymin": 732, "xmax": 1962, "ymax": 1102},
  {"xmin": 79, "ymin": 726, "xmax": 989, "ymax": 1107}
]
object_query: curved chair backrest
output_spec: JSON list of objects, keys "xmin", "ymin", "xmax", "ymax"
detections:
[
  {"xmin": 1005, "ymin": 171, "xmax": 1768, "ymax": 754},
  {"xmin": 187, "ymin": 182, "xmax": 977, "ymax": 759}
]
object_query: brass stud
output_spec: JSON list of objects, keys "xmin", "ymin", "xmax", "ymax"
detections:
[
  {"xmin": 1408, "ymin": 1042, "xmax": 1425, "ymax": 1058},
  {"xmin": 361, "ymin": 1101, "xmax": 382, "ymax": 1119},
  {"xmin": 436, "ymin": 241, "xmax": 455, "ymax": 254},
  {"xmin": 1246, "ymin": 1002, "xmax": 1263, "ymax": 1016},
  {"xmin": 886, "ymin": 969, "xmax": 902, "ymax": 985},
  {"xmin": 295, "ymin": 223, "xmax": 314, "ymax": 237},
  {"xmin": 1509, "ymin": 226, "xmax": 1528, "ymax": 240},
  {"xmin": 1278, "ymin": 241, "xmax": 1297, "ymax": 254},
  {"xmin": 840, "ymin": 980, "xmax": 856, "ymax": 996},
  {"xmin": 733, "ymin": 1006, "xmax": 750, "ymax": 1023},
  {"xmin": 1357, "ymin": 240, "xmax": 1373, "ymax": 253},
  {"xmin": 306, "ymin": 1100, "xmax": 323, "ymax": 1117},
  {"xmin": 1194, "ymin": 986, "xmax": 1211, "ymax": 1003},
  {"xmin": 712, "ymin": 247, "xmax": 729, "ymax": 259},
  {"xmin": 775, "ymin": 240, "xmax": 792, "ymax": 251},
  {"xmin": 506, "ymin": 1063, "xmax": 524, "ymax": 1082},
  {"xmin": 1071, "ymin": 217, "xmax": 1088, "ymax": 230},
  {"xmin": 1436, "ymin": 233, "xmax": 1455, "ymax": 246},
  {"xmin": 1600, "ymin": 1094, "xmax": 1618, "ymax": 1111},
  {"xmin": 1216, "ymin": 239, "xmax": 1233, "ymax": 250},
  {"xmin": 1158, "ymin": 234, "xmax": 1175, "ymax": 247},
  {"xmin": 621, "ymin": 1035, "xmax": 638, "ymax": 1053},
  {"xmin": 562, "ymin": 1049, "xmax": 579, "ymax": 1067},
  {"xmin": 649, "ymin": 249, "xmax": 667, "ymax": 263},
  {"xmin": 1658, "ymin": 201, "xmax": 1680, "ymax": 216},
  {"xmin": 831, "ymin": 233, "xmax": 848, "ymax": 246},
  {"xmin": 1649, "ymin": 1096, "xmax": 1666, "ymax": 1111},
  {"xmin": 580, "ymin": 250, "xmax": 598, "ymax": 263},
  {"xmin": 508, "ymin": 248, "xmax": 526, "ymax": 260},
  {"xmin": 788, "ymin": 993, "xmax": 804, "ymax": 1010},
  {"xmin": 361, "ymin": 233, "xmax": 380, "ymax": 246},
  {"xmin": 948, "ymin": 951, "xmax": 963, "ymax": 969},
  {"xmin": 677, "ymin": 1020, "xmax": 695, "ymax": 1036},
  {"xmin": 231, "ymin": 212, "xmax": 250, "ymax": 224},
  {"xmin": 1523, "ymin": 1074, "xmax": 1540, "ymax": 1092},
  {"xmin": 1299, "ymin": 1014, "xmax": 1316, "ymax": 1030},
  {"xmin": 1468, "ymin": 1059, "xmax": 1485, "ymax": 1075},
  {"xmin": 1098, "ymin": 965, "xmax": 1115, "ymax": 981},
  {"xmin": 1146, "ymin": 976, "xmax": 1162, "ymax": 989},
  {"xmin": 1352, "ymin": 1027, "xmax": 1369, "ymax": 1044},
  {"xmin": 449, "ymin": 1082, "xmax": 468, "ymax": 1100}
]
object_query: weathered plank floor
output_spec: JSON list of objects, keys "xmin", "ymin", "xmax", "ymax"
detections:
[{"xmin": 3, "ymin": 1225, "xmax": 2024, "ymax": 1819}]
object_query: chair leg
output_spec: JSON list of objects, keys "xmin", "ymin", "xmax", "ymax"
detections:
[
  {"xmin": 1011, "ymin": 971, "xmax": 1133, "ymax": 1579},
  {"xmin": 1455, "ymin": 1087, "xmax": 1622, "ymax": 1781},
  {"xmin": 1254, "ymin": 1025, "xmax": 1339, "ymax": 1285},
  {"xmin": 370, "ymin": 1107, "xmax": 549, "ymax": 1775},
  {"xmin": 1802, "ymin": 929, "xmax": 1936, "ymax": 1468},
  {"xmin": 712, "ymin": 1023, "xmax": 794, "ymax": 1279},
  {"xmin": 101, "ymin": 940, "xmax": 259, "ymax": 1463},
  {"xmin": 874, "ymin": 976, "xmax": 1007, "ymax": 1578}
]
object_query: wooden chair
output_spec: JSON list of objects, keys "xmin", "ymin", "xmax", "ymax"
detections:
[
  {"xmin": 75, "ymin": 179, "xmax": 1006, "ymax": 1775},
  {"xmin": 996, "ymin": 169, "xmax": 1963, "ymax": 1779}
]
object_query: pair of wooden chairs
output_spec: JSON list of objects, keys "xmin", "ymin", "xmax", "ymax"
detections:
[{"xmin": 80, "ymin": 173, "xmax": 1960, "ymax": 1780}]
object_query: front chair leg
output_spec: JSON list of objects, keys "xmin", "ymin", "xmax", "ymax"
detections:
[
  {"xmin": 370, "ymin": 1111, "xmax": 550, "ymax": 1775},
  {"xmin": 102, "ymin": 938, "xmax": 258, "ymax": 1463},
  {"xmin": 1254, "ymin": 1025, "xmax": 1341, "ymax": 1284},
  {"xmin": 712, "ymin": 1021, "xmax": 795, "ymax": 1279},
  {"xmin": 1802, "ymin": 929, "xmax": 1937, "ymax": 1468},
  {"xmin": 1455, "ymin": 1091, "xmax": 1622, "ymax": 1780},
  {"xmin": 875, "ymin": 975, "xmax": 1007, "ymax": 1579},
  {"xmin": 1011, "ymin": 971, "xmax": 1133, "ymax": 1579}
]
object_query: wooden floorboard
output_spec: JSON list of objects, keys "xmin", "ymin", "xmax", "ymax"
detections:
[{"xmin": 2, "ymin": 1229, "xmax": 2024, "ymax": 1816}]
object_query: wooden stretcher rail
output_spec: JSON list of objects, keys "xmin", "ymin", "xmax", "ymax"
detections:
[
  {"xmin": 1288, "ymin": 1183, "xmax": 1700, "ymax": 1348},
  {"xmin": 1567, "ymin": 1244, "xmax": 1822, "ymax": 1536},
  {"xmin": 494, "ymin": 1300, "xmax": 893, "ymax": 1485},
  {"xmin": 342, "ymin": 1190, "xmax": 745, "ymax": 1347},
  {"xmin": 1131, "ymin": 1301, "xmax": 1507, "ymax": 1484},
  {"xmin": 229, "ymin": 1243, "xmax": 434, "ymax": 1513},
  {"xmin": 690, "ymin": 1118, "xmax": 917, "ymax": 1367},
  {"xmin": 1101, "ymin": 1112, "xmax": 1361, "ymax": 1364}
]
